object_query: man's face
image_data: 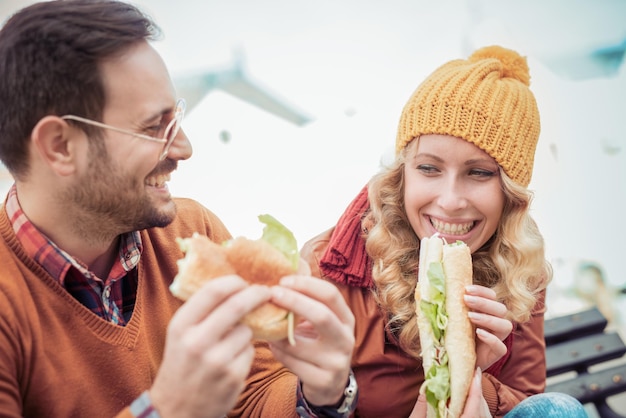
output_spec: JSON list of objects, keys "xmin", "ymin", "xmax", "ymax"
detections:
[{"xmin": 64, "ymin": 41, "xmax": 192, "ymax": 235}]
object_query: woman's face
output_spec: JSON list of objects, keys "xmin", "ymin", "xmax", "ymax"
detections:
[{"xmin": 403, "ymin": 134, "xmax": 505, "ymax": 253}]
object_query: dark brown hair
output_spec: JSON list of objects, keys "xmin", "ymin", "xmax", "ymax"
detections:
[{"xmin": 0, "ymin": 0, "xmax": 161, "ymax": 179}]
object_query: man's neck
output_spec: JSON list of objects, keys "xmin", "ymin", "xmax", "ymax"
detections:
[
  {"xmin": 15, "ymin": 181, "xmax": 122, "ymax": 275},
  {"xmin": 87, "ymin": 237, "xmax": 121, "ymax": 279}
]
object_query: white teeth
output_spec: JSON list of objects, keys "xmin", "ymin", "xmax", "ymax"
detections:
[
  {"xmin": 430, "ymin": 218, "xmax": 474, "ymax": 235},
  {"xmin": 146, "ymin": 173, "xmax": 170, "ymax": 187}
]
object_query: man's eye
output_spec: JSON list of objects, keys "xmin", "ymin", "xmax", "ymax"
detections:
[{"xmin": 144, "ymin": 124, "xmax": 165, "ymax": 137}]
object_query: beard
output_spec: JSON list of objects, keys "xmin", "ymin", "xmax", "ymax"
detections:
[{"xmin": 62, "ymin": 145, "xmax": 178, "ymax": 239}]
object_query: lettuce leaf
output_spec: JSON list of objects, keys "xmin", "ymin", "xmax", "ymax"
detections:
[
  {"xmin": 420, "ymin": 259, "xmax": 451, "ymax": 417},
  {"xmin": 424, "ymin": 361, "xmax": 451, "ymax": 412},
  {"xmin": 420, "ymin": 300, "xmax": 440, "ymax": 340},
  {"xmin": 427, "ymin": 262, "xmax": 446, "ymax": 295},
  {"xmin": 258, "ymin": 214, "xmax": 299, "ymax": 270},
  {"xmin": 420, "ymin": 261, "xmax": 448, "ymax": 339}
]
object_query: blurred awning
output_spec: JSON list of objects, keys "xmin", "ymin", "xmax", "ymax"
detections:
[
  {"xmin": 466, "ymin": 0, "xmax": 626, "ymax": 80},
  {"xmin": 173, "ymin": 49, "xmax": 312, "ymax": 125}
]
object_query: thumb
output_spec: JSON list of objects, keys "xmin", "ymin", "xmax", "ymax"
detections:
[
  {"xmin": 474, "ymin": 366, "xmax": 483, "ymax": 389},
  {"xmin": 410, "ymin": 391, "xmax": 428, "ymax": 418}
]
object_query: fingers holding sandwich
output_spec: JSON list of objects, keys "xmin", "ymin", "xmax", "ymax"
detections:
[
  {"xmin": 268, "ymin": 274, "xmax": 355, "ymax": 408},
  {"xmin": 270, "ymin": 275, "xmax": 355, "ymax": 354},
  {"xmin": 464, "ymin": 285, "xmax": 508, "ymax": 322},
  {"xmin": 155, "ymin": 215, "xmax": 305, "ymax": 417},
  {"xmin": 171, "ymin": 275, "xmax": 270, "ymax": 333},
  {"xmin": 460, "ymin": 368, "xmax": 491, "ymax": 418},
  {"xmin": 170, "ymin": 214, "xmax": 302, "ymax": 343},
  {"xmin": 474, "ymin": 328, "xmax": 509, "ymax": 372},
  {"xmin": 153, "ymin": 275, "xmax": 272, "ymax": 418},
  {"xmin": 410, "ymin": 368, "xmax": 490, "ymax": 418},
  {"xmin": 464, "ymin": 285, "xmax": 513, "ymax": 370},
  {"xmin": 466, "ymin": 306, "xmax": 512, "ymax": 342},
  {"xmin": 179, "ymin": 278, "xmax": 274, "ymax": 345}
]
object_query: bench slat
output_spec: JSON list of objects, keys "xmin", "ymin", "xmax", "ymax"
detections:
[
  {"xmin": 544, "ymin": 307, "xmax": 626, "ymax": 416},
  {"xmin": 545, "ymin": 307, "xmax": 607, "ymax": 346},
  {"xmin": 546, "ymin": 332, "xmax": 626, "ymax": 377},
  {"xmin": 546, "ymin": 364, "xmax": 626, "ymax": 406}
]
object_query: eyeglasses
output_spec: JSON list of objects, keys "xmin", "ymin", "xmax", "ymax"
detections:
[{"xmin": 61, "ymin": 99, "xmax": 186, "ymax": 161}]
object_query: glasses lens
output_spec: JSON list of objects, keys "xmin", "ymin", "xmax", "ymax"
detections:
[{"xmin": 159, "ymin": 99, "xmax": 186, "ymax": 160}]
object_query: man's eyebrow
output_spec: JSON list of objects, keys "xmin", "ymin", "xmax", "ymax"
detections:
[{"xmin": 140, "ymin": 104, "xmax": 175, "ymax": 124}]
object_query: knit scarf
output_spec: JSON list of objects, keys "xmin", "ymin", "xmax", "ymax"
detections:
[
  {"xmin": 320, "ymin": 185, "xmax": 373, "ymax": 288},
  {"xmin": 319, "ymin": 185, "xmax": 513, "ymax": 378}
]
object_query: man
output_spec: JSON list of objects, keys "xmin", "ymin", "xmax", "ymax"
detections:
[{"xmin": 0, "ymin": 1, "xmax": 355, "ymax": 417}]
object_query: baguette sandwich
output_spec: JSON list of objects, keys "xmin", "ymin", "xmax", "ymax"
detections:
[
  {"xmin": 170, "ymin": 214, "xmax": 299, "ymax": 344},
  {"xmin": 415, "ymin": 235, "xmax": 476, "ymax": 418}
]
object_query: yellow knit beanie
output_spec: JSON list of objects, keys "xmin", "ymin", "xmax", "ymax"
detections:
[{"xmin": 395, "ymin": 45, "xmax": 540, "ymax": 187}]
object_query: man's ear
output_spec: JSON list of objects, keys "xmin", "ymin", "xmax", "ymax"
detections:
[{"xmin": 31, "ymin": 116, "xmax": 82, "ymax": 176}]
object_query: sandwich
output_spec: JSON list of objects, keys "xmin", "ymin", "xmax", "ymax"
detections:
[
  {"xmin": 170, "ymin": 214, "xmax": 299, "ymax": 344},
  {"xmin": 415, "ymin": 235, "xmax": 476, "ymax": 418}
]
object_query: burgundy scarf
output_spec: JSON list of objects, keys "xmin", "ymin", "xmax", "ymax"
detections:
[{"xmin": 319, "ymin": 185, "xmax": 513, "ymax": 378}]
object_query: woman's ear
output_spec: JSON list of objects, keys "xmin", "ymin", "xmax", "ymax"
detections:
[{"xmin": 31, "ymin": 116, "xmax": 82, "ymax": 176}]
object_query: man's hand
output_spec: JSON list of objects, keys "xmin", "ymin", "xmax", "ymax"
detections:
[
  {"xmin": 150, "ymin": 275, "xmax": 272, "ymax": 418},
  {"xmin": 268, "ymin": 272, "xmax": 355, "ymax": 407}
]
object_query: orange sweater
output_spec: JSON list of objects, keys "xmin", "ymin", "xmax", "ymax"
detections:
[{"xmin": 0, "ymin": 198, "xmax": 231, "ymax": 418}]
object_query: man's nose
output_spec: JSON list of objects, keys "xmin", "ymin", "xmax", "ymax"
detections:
[{"xmin": 163, "ymin": 128, "xmax": 192, "ymax": 161}]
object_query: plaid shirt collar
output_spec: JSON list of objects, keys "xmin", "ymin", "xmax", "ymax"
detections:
[{"xmin": 5, "ymin": 184, "xmax": 142, "ymax": 287}]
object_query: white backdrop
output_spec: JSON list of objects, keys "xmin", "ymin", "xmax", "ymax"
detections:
[{"xmin": 1, "ymin": 0, "xmax": 625, "ymax": 295}]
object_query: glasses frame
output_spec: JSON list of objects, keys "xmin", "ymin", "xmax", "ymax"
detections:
[{"xmin": 61, "ymin": 98, "xmax": 186, "ymax": 161}]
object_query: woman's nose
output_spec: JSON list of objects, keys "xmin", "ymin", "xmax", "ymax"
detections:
[{"xmin": 436, "ymin": 180, "xmax": 468, "ymax": 211}]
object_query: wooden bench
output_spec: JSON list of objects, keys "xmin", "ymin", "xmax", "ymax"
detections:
[{"xmin": 545, "ymin": 306, "xmax": 626, "ymax": 417}]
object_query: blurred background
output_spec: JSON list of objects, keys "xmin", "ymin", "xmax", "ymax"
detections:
[{"xmin": 1, "ymin": 0, "xmax": 625, "ymax": 331}]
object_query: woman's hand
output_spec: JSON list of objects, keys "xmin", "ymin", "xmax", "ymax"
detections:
[
  {"xmin": 410, "ymin": 368, "xmax": 490, "ymax": 418},
  {"xmin": 464, "ymin": 285, "xmax": 513, "ymax": 370},
  {"xmin": 460, "ymin": 368, "xmax": 491, "ymax": 417},
  {"xmin": 267, "ymin": 270, "xmax": 355, "ymax": 407}
]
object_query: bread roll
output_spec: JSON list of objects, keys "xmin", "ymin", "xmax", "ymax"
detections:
[
  {"xmin": 416, "ymin": 236, "xmax": 476, "ymax": 418},
  {"xmin": 170, "ymin": 233, "xmax": 295, "ymax": 342}
]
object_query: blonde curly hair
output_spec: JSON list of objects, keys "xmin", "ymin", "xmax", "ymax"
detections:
[{"xmin": 364, "ymin": 144, "xmax": 552, "ymax": 359}]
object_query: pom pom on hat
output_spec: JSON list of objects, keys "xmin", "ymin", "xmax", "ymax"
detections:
[
  {"xmin": 469, "ymin": 45, "xmax": 531, "ymax": 86},
  {"xmin": 395, "ymin": 45, "xmax": 540, "ymax": 187}
]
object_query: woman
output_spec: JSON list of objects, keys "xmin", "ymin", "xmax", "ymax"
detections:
[
  {"xmin": 298, "ymin": 46, "xmax": 586, "ymax": 417},
  {"xmin": 233, "ymin": 45, "xmax": 586, "ymax": 417}
]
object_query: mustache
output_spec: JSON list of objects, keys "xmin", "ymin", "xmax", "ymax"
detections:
[{"xmin": 149, "ymin": 158, "xmax": 177, "ymax": 177}]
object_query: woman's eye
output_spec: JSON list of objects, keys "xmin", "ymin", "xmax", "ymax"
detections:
[
  {"xmin": 469, "ymin": 168, "xmax": 497, "ymax": 177},
  {"xmin": 417, "ymin": 164, "xmax": 439, "ymax": 174}
]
